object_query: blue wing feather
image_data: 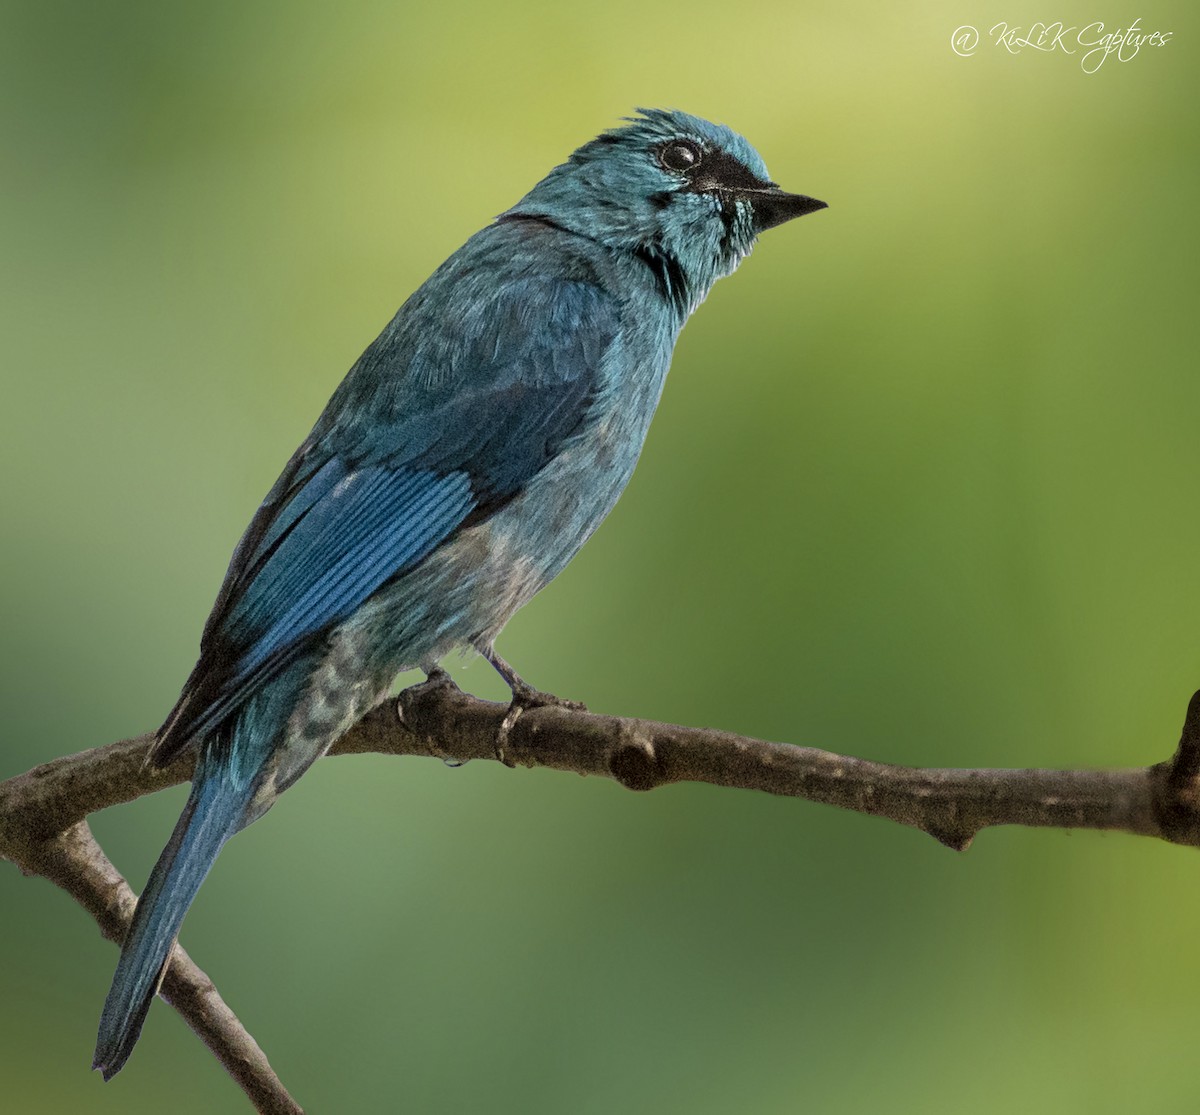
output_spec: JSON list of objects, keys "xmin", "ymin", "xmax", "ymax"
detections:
[
  {"xmin": 153, "ymin": 263, "xmax": 618, "ymax": 763},
  {"xmin": 173, "ymin": 467, "xmax": 475, "ymax": 744}
]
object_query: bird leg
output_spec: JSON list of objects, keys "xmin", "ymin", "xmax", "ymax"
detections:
[{"xmin": 481, "ymin": 648, "xmax": 586, "ymax": 766}]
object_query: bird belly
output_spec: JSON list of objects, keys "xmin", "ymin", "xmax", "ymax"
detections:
[
  {"xmin": 341, "ymin": 370, "xmax": 664, "ymax": 675},
  {"xmin": 247, "ymin": 444, "xmax": 614, "ymax": 809}
]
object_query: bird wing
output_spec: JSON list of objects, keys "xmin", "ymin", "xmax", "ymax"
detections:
[{"xmin": 153, "ymin": 274, "xmax": 618, "ymax": 764}]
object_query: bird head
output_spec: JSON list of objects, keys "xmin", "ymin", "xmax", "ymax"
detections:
[{"xmin": 504, "ymin": 108, "xmax": 826, "ymax": 312}]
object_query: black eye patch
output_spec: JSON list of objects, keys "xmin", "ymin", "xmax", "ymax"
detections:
[{"xmin": 685, "ymin": 148, "xmax": 774, "ymax": 193}]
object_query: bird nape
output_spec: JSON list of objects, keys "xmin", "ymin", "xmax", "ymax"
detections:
[{"xmin": 92, "ymin": 108, "xmax": 826, "ymax": 1079}]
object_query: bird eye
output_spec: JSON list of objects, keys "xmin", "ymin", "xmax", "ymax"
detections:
[{"xmin": 659, "ymin": 141, "xmax": 701, "ymax": 173}]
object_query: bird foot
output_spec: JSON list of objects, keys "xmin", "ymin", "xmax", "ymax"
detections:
[
  {"xmin": 420, "ymin": 665, "xmax": 458, "ymax": 692},
  {"xmin": 397, "ymin": 666, "xmax": 461, "ymax": 722},
  {"xmin": 494, "ymin": 684, "xmax": 587, "ymax": 767},
  {"xmin": 476, "ymin": 647, "xmax": 586, "ymax": 765}
]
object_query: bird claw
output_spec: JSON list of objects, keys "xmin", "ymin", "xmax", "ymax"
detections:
[
  {"xmin": 421, "ymin": 666, "xmax": 458, "ymax": 692},
  {"xmin": 493, "ymin": 686, "xmax": 587, "ymax": 766},
  {"xmin": 396, "ymin": 666, "xmax": 460, "ymax": 722},
  {"xmin": 476, "ymin": 646, "xmax": 585, "ymax": 764}
]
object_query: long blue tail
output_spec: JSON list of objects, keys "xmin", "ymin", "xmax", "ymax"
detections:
[{"xmin": 93, "ymin": 757, "xmax": 255, "ymax": 1079}]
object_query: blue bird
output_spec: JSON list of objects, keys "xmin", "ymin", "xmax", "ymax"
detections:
[{"xmin": 93, "ymin": 108, "xmax": 825, "ymax": 1077}]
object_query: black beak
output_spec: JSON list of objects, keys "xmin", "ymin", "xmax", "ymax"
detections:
[
  {"xmin": 681, "ymin": 147, "xmax": 826, "ymax": 234},
  {"xmin": 742, "ymin": 187, "xmax": 827, "ymax": 232}
]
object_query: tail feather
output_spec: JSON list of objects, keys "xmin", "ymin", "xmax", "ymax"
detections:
[{"xmin": 93, "ymin": 764, "xmax": 253, "ymax": 1079}]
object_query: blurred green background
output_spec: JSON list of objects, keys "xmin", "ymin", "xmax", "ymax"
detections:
[{"xmin": 2, "ymin": 1, "xmax": 1198, "ymax": 1112}]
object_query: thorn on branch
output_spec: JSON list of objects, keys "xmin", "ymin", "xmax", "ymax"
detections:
[
  {"xmin": 1168, "ymin": 690, "xmax": 1200, "ymax": 790},
  {"xmin": 1153, "ymin": 690, "xmax": 1200, "ymax": 846},
  {"xmin": 923, "ymin": 825, "xmax": 976, "ymax": 853}
]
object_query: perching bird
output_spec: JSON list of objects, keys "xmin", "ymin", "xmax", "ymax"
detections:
[{"xmin": 93, "ymin": 108, "xmax": 826, "ymax": 1077}]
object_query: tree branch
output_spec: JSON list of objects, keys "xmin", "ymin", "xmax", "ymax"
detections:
[
  {"xmin": 21, "ymin": 821, "xmax": 302, "ymax": 1115},
  {"xmin": 4, "ymin": 677, "xmax": 1200, "ymax": 1112}
]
